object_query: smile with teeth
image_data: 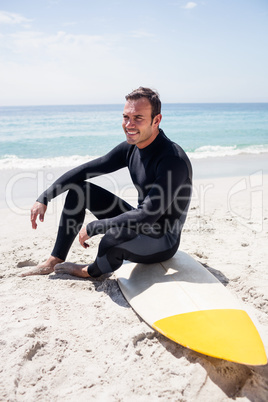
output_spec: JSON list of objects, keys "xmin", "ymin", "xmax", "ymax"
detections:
[{"xmin": 127, "ymin": 130, "xmax": 139, "ymax": 135}]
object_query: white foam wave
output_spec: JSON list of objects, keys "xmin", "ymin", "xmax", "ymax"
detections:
[
  {"xmin": 188, "ymin": 144, "xmax": 268, "ymax": 159},
  {"xmin": 0, "ymin": 155, "xmax": 95, "ymax": 170},
  {"xmin": 1, "ymin": 144, "xmax": 268, "ymax": 169}
]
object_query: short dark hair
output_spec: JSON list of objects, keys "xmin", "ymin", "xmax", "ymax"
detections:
[{"xmin": 125, "ymin": 87, "xmax": 161, "ymax": 120}]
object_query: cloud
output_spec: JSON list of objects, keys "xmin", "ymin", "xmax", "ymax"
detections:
[
  {"xmin": 182, "ymin": 2, "xmax": 197, "ymax": 9},
  {"xmin": 0, "ymin": 29, "xmax": 141, "ymax": 105},
  {"xmin": 0, "ymin": 10, "xmax": 32, "ymax": 25},
  {"xmin": 0, "ymin": 30, "xmax": 113, "ymax": 74}
]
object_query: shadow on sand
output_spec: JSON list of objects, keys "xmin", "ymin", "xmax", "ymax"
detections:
[{"xmin": 51, "ymin": 262, "xmax": 268, "ymax": 400}]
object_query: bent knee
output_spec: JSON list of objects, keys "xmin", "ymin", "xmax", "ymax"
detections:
[{"xmin": 98, "ymin": 227, "xmax": 137, "ymax": 255}]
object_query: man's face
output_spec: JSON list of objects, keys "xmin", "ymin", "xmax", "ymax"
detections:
[{"xmin": 122, "ymin": 98, "xmax": 162, "ymax": 149}]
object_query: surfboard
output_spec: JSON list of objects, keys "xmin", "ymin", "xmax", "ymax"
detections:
[{"xmin": 115, "ymin": 251, "xmax": 267, "ymax": 366}]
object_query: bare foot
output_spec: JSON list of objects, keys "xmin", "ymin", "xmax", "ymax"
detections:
[
  {"xmin": 20, "ymin": 256, "xmax": 63, "ymax": 277},
  {"xmin": 54, "ymin": 262, "xmax": 90, "ymax": 278}
]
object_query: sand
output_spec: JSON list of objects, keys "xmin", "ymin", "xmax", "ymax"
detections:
[{"xmin": 0, "ymin": 158, "xmax": 268, "ymax": 401}]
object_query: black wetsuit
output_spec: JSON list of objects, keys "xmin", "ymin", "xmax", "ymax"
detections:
[{"xmin": 37, "ymin": 129, "xmax": 192, "ymax": 277}]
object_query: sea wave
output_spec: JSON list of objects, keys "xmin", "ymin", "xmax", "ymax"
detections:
[
  {"xmin": 188, "ymin": 144, "xmax": 268, "ymax": 159},
  {"xmin": 0, "ymin": 155, "xmax": 95, "ymax": 170},
  {"xmin": 1, "ymin": 144, "xmax": 268, "ymax": 169}
]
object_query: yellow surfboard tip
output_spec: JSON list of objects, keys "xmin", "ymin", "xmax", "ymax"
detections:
[{"xmin": 153, "ymin": 309, "xmax": 267, "ymax": 366}]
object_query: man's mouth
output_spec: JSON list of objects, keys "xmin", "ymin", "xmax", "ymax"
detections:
[{"xmin": 126, "ymin": 130, "xmax": 139, "ymax": 136}]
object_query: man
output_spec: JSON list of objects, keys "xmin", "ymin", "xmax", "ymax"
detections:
[{"xmin": 23, "ymin": 87, "xmax": 192, "ymax": 278}]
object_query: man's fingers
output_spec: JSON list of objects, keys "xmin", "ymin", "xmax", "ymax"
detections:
[
  {"xmin": 80, "ymin": 239, "xmax": 89, "ymax": 249},
  {"xmin": 31, "ymin": 210, "xmax": 38, "ymax": 229},
  {"xmin": 79, "ymin": 238, "xmax": 89, "ymax": 249},
  {"xmin": 30, "ymin": 202, "xmax": 47, "ymax": 229}
]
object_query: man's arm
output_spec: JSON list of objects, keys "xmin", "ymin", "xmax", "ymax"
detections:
[
  {"xmin": 31, "ymin": 141, "xmax": 129, "ymax": 229},
  {"xmin": 37, "ymin": 141, "xmax": 129, "ymax": 205},
  {"xmin": 86, "ymin": 156, "xmax": 190, "ymax": 237}
]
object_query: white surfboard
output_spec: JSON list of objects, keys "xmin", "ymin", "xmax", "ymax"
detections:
[{"xmin": 115, "ymin": 251, "xmax": 267, "ymax": 366}]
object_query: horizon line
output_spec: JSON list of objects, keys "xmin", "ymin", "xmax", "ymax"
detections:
[{"xmin": 1, "ymin": 101, "xmax": 268, "ymax": 108}]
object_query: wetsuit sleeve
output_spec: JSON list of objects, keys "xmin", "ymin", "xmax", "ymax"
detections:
[
  {"xmin": 37, "ymin": 142, "xmax": 129, "ymax": 205},
  {"xmin": 86, "ymin": 156, "xmax": 189, "ymax": 237}
]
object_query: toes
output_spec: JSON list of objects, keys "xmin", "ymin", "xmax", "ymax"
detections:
[
  {"xmin": 19, "ymin": 266, "xmax": 54, "ymax": 277},
  {"xmin": 54, "ymin": 263, "xmax": 70, "ymax": 274},
  {"xmin": 54, "ymin": 267, "xmax": 65, "ymax": 274},
  {"xmin": 19, "ymin": 268, "xmax": 39, "ymax": 277}
]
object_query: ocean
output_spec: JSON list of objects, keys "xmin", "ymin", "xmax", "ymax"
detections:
[{"xmin": 0, "ymin": 103, "xmax": 267, "ymax": 170}]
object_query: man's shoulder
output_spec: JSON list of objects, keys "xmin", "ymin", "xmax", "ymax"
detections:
[
  {"xmin": 159, "ymin": 130, "xmax": 189, "ymax": 159},
  {"xmin": 158, "ymin": 130, "xmax": 192, "ymax": 177}
]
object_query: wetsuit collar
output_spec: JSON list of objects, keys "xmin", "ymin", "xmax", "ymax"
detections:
[{"xmin": 137, "ymin": 128, "xmax": 165, "ymax": 157}]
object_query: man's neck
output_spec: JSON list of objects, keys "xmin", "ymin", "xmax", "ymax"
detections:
[{"xmin": 136, "ymin": 128, "xmax": 160, "ymax": 149}]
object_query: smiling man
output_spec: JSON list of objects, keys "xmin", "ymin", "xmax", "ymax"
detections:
[
  {"xmin": 122, "ymin": 95, "xmax": 161, "ymax": 148},
  {"xmin": 23, "ymin": 87, "xmax": 192, "ymax": 278}
]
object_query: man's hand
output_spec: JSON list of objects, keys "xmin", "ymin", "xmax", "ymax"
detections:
[
  {"xmin": 79, "ymin": 226, "xmax": 90, "ymax": 249},
  {"xmin": 30, "ymin": 202, "xmax": 47, "ymax": 229}
]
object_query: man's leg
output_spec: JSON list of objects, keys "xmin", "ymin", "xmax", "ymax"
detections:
[
  {"xmin": 21, "ymin": 182, "xmax": 133, "ymax": 276},
  {"xmin": 55, "ymin": 227, "xmax": 180, "ymax": 278}
]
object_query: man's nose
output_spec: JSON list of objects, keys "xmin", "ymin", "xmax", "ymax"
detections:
[{"xmin": 126, "ymin": 118, "xmax": 135, "ymax": 127}]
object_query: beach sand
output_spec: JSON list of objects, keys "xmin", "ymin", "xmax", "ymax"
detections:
[{"xmin": 0, "ymin": 157, "xmax": 268, "ymax": 401}]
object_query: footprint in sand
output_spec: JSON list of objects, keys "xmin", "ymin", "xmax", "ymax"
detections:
[{"xmin": 17, "ymin": 260, "xmax": 38, "ymax": 268}]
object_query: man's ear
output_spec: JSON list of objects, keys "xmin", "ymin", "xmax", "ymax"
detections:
[{"xmin": 153, "ymin": 114, "xmax": 162, "ymax": 127}]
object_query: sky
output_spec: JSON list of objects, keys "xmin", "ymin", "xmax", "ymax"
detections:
[{"xmin": 0, "ymin": 0, "xmax": 267, "ymax": 106}]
